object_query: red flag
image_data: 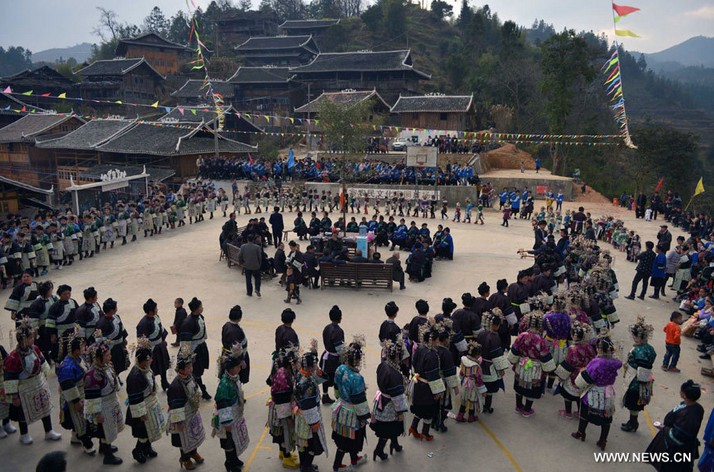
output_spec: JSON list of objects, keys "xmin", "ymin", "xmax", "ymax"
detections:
[
  {"xmin": 340, "ymin": 190, "xmax": 346, "ymax": 211},
  {"xmin": 612, "ymin": 3, "xmax": 640, "ymax": 17},
  {"xmin": 40, "ymin": 93, "xmax": 50, "ymax": 97},
  {"xmin": 249, "ymin": 153, "xmax": 254, "ymax": 165},
  {"xmin": 655, "ymin": 177, "xmax": 664, "ymax": 192}
]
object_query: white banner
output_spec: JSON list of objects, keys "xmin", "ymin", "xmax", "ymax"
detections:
[{"xmin": 348, "ymin": 186, "xmax": 439, "ymax": 200}]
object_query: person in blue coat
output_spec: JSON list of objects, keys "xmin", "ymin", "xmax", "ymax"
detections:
[
  {"xmin": 649, "ymin": 244, "xmax": 667, "ymax": 299},
  {"xmin": 435, "ymin": 228, "xmax": 454, "ymax": 260},
  {"xmin": 700, "ymin": 404, "xmax": 714, "ymax": 472},
  {"xmin": 499, "ymin": 188, "xmax": 509, "ymax": 210},
  {"xmin": 510, "ymin": 191, "xmax": 521, "ymax": 218}
]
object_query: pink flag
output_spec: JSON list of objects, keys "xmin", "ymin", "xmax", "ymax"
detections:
[
  {"xmin": 2, "ymin": 86, "xmax": 11, "ymax": 94},
  {"xmin": 178, "ymin": 107, "xmax": 185, "ymax": 116}
]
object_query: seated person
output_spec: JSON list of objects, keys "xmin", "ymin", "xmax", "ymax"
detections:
[
  {"xmin": 320, "ymin": 212, "xmax": 332, "ymax": 232},
  {"xmin": 404, "ymin": 221, "xmax": 420, "ymax": 249},
  {"xmin": 334, "ymin": 217, "xmax": 345, "ymax": 232},
  {"xmin": 406, "ymin": 242, "xmax": 427, "ymax": 282},
  {"xmin": 375, "ymin": 217, "xmax": 388, "ymax": 247},
  {"xmin": 418, "ymin": 223, "xmax": 431, "ymax": 244},
  {"xmin": 346, "ymin": 217, "xmax": 359, "ymax": 233},
  {"xmin": 386, "ymin": 217, "xmax": 397, "ymax": 241},
  {"xmin": 367, "ymin": 216, "xmax": 378, "ymax": 233},
  {"xmin": 308, "ymin": 212, "xmax": 321, "ymax": 236},
  {"xmin": 258, "ymin": 217, "xmax": 271, "ymax": 245},
  {"xmin": 325, "ymin": 232, "xmax": 343, "ymax": 257},
  {"xmin": 435, "ymin": 227, "xmax": 454, "ymax": 260},
  {"xmin": 350, "ymin": 249, "xmax": 369, "ymax": 263},
  {"xmin": 274, "ymin": 242, "xmax": 287, "ymax": 276},
  {"xmin": 370, "ymin": 252, "xmax": 384, "ymax": 263},
  {"xmin": 293, "ymin": 212, "xmax": 309, "ymax": 240},
  {"xmin": 303, "ymin": 245, "xmax": 320, "ymax": 288}
]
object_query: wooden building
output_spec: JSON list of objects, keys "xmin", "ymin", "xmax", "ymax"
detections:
[
  {"xmin": 390, "ymin": 94, "xmax": 475, "ymax": 131},
  {"xmin": 115, "ymin": 32, "xmax": 192, "ymax": 75},
  {"xmin": 228, "ymin": 66, "xmax": 298, "ymax": 112},
  {"xmin": 0, "ymin": 175, "xmax": 54, "ymax": 215},
  {"xmin": 160, "ymin": 105, "xmax": 264, "ymax": 144},
  {"xmin": 294, "ymin": 89, "xmax": 390, "ymax": 117},
  {"xmin": 0, "ymin": 113, "xmax": 85, "ymax": 188},
  {"xmin": 236, "ymin": 35, "xmax": 319, "ymax": 67},
  {"xmin": 215, "ymin": 11, "xmax": 280, "ymax": 54},
  {"xmin": 278, "ymin": 19, "xmax": 340, "ymax": 37},
  {"xmin": 0, "ymin": 93, "xmax": 45, "ymax": 128},
  {"xmin": 35, "ymin": 118, "xmax": 136, "ymax": 189},
  {"xmin": 171, "ymin": 79, "xmax": 236, "ymax": 106},
  {"xmin": 289, "ymin": 50, "xmax": 430, "ymax": 104},
  {"xmin": 0, "ymin": 66, "xmax": 77, "ymax": 109},
  {"xmin": 75, "ymin": 58, "xmax": 165, "ymax": 104}
]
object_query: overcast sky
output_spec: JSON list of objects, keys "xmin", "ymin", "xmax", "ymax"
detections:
[{"xmin": 0, "ymin": 0, "xmax": 712, "ymax": 54}]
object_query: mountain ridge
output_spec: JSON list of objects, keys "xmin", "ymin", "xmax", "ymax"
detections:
[{"xmin": 31, "ymin": 42, "xmax": 93, "ymax": 64}]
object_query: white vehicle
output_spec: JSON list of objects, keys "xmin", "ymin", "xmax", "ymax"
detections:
[{"xmin": 391, "ymin": 139, "xmax": 409, "ymax": 151}]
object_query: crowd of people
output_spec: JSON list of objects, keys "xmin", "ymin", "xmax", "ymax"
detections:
[
  {"xmin": 7, "ymin": 202, "xmax": 714, "ymax": 472},
  {"xmin": 197, "ymin": 156, "xmax": 480, "ymax": 186},
  {"xmin": 0, "ymin": 181, "xmax": 232, "ymax": 290},
  {"xmin": 620, "ymin": 189, "xmax": 714, "ymax": 238}
]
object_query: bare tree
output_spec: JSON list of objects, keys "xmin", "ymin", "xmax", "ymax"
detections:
[
  {"xmin": 339, "ymin": 0, "xmax": 362, "ymax": 17},
  {"xmin": 92, "ymin": 7, "xmax": 120, "ymax": 42}
]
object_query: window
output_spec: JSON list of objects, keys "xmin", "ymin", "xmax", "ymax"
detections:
[{"xmin": 440, "ymin": 113, "xmax": 448, "ymax": 121}]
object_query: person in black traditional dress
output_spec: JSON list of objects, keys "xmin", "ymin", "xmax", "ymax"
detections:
[
  {"xmin": 475, "ymin": 311, "xmax": 509, "ymax": 414},
  {"xmin": 275, "ymin": 308, "xmax": 300, "ymax": 351},
  {"xmin": 27, "ymin": 280, "xmax": 55, "ymax": 362},
  {"xmin": 472, "ymin": 282, "xmax": 493, "ymax": 317},
  {"xmin": 320, "ymin": 305, "xmax": 345, "ymax": 404},
  {"xmin": 646, "ymin": 380, "xmax": 705, "ymax": 472},
  {"xmin": 46, "ymin": 284, "xmax": 78, "ymax": 364},
  {"xmin": 294, "ymin": 341, "xmax": 328, "ymax": 472},
  {"xmin": 452, "ymin": 293, "xmax": 482, "ymax": 345},
  {"xmin": 407, "ymin": 299, "xmax": 430, "ymax": 354},
  {"xmin": 436, "ymin": 298, "xmax": 467, "ymax": 365},
  {"xmin": 370, "ymin": 337, "xmax": 408, "ymax": 459},
  {"xmin": 488, "ymin": 279, "xmax": 516, "ymax": 350},
  {"xmin": 75, "ymin": 287, "xmax": 103, "ymax": 343},
  {"xmin": 136, "ymin": 299, "xmax": 171, "ymax": 391},
  {"xmin": 221, "ymin": 305, "xmax": 250, "ymax": 385},
  {"xmin": 433, "ymin": 320, "xmax": 459, "ymax": 433},
  {"xmin": 96, "ymin": 298, "xmax": 129, "ymax": 379},
  {"xmin": 180, "ymin": 297, "xmax": 211, "ymax": 400},
  {"xmin": 378, "ymin": 302, "xmax": 402, "ymax": 344},
  {"xmin": 4, "ymin": 270, "xmax": 38, "ymax": 323},
  {"xmin": 125, "ymin": 336, "xmax": 166, "ymax": 464},
  {"xmin": 167, "ymin": 345, "xmax": 206, "ymax": 470},
  {"xmin": 171, "ymin": 298, "xmax": 187, "ymax": 347},
  {"xmin": 507, "ymin": 269, "xmax": 532, "ymax": 332},
  {"xmin": 408, "ymin": 319, "xmax": 445, "ymax": 441}
]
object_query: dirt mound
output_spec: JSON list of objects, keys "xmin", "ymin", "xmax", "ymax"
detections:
[
  {"xmin": 483, "ymin": 144, "xmax": 536, "ymax": 170},
  {"xmin": 573, "ymin": 184, "xmax": 612, "ymax": 204}
]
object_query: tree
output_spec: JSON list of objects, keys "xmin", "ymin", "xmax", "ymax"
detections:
[
  {"xmin": 167, "ymin": 12, "xmax": 191, "ymax": 45},
  {"xmin": 92, "ymin": 7, "xmax": 120, "ymax": 42},
  {"xmin": 539, "ymin": 30, "xmax": 595, "ymax": 173},
  {"xmin": 361, "ymin": 3, "xmax": 383, "ymax": 32},
  {"xmin": 143, "ymin": 6, "xmax": 170, "ymax": 38},
  {"xmin": 637, "ymin": 53, "xmax": 647, "ymax": 72},
  {"xmin": 238, "ymin": 0, "xmax": 253, "ymax": 10},
  {"xmin": 0, "ymin": 46, "xmax": 33, "ymax": 76},
  {"xmin": 430, "ymin": 0, "xmax": 453, "ymax": 20},
  {"xmin": 382, "ymin": 0, "xmax": 406, "ymax": 38}
]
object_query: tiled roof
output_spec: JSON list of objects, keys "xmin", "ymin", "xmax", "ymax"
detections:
[
  {"xmin": 228, "ymin": 67, "xmax": 294, "ymax": 84},
  {"xmin": 160, "ymin": 106, "xmax": 264, "ymax": 133},
  {"xmin": 96, "ymin": 122, "xmax": 255, "ymax": 156},
  {"xmin": 237, "ymin": 35, "xmax": 317, "ymax": 53},
  {"xmin": 279, "ymin": 19, "xmax": 340, "ymax": 29},
  {"xmin": 0, "ymin": 93, "xmax": 45, "ymax": 115},
  {"xmin": 79, "ymin": 163, "xmax": 176, "ymax": 182},
  {"xmin": 36, "ymin": 119, "xmax": 135, "ymax": 150},
  {"xmin": 390, "ymin": 94, "xmax": 474, "ymax": 113},
  {"xmin": 171, "ymin": 79, "xmax": 235, "ymax": 99},
  {"xmin": 294, "ymin": 89, "xmax": 389, "ymax": 114},
  {"xmin": 115, "ymin": 32, "xmax": 191, "ymax": 54},
  {"xmin": 75, "ymin": 58, "xmax": 165, "ymax": 79},
  {"xmin": 0, "ymin": 114, "xmax": 84, "ymax": 143},
  {"xmin": 290, "ymin": 50, "xmax": 430, "ymax": 78}
]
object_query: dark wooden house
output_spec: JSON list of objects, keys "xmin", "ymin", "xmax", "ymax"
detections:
[
  {"xmin": 289, "ymin": 50, "xmax": 430, "ymax": 104},
  {"xmin": 278, "ymin": 19, "xmax": 340, "ymax": 36},
  {"xmin": 0, "ymin": 93, "xmax": 46, "ymax": 128},
  {"xmin": 0, "ymin": 113, "xmax": 85, "ymax": 188},
  {"xmin": 236, "ymin": 35, "xmax": 319, "ymax": 67},
  {"xmin": 115, "ymin": 32, "xmax": 192, "ymax": 75},
  {"xmin": 160, "ymin": 105, "xmax": 263, "ymax": 144},
  {"xmin": 390, "ymin": 94, "xmax": 475, "ymax": 131},
  {"xmin": 171, "ymin": 79, "xmax": 236, "ymax": 106},
  {"xmin": 35, "ymin": 118, "xmax": 136, "ymax": 189},
  {"xmin": 294, "ymin": 89, "xmax": 390, "ymax": 117},
  {"xmin": 228, "ymin": 66, "xmax": 298, "ymax": 112},
  {"xmin": 75, "ymin": 58, "xmax": 165, "ymax": 104},
  {"xmin": 0, "ymin": 66, "xmax": 77, "ymax": 109},
  {"xmin": 215, "ymin": 11, "xmax": 280, "ymax": 54}
]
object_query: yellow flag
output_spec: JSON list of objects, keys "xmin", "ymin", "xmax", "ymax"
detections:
[
  {"xmin": 58, "ymin": 92, "xmax": 66, "ymax": 99},
  {"xmin": 694, "ymin": 177, "xmax": 705, "ymax": 197},
  {"xmin": 615, "ymin": 29, "xmax": 640, "ymax": 38},
  {"xmin": 151, "ymin": 101, "xmax": 159, "ymax": 108}
]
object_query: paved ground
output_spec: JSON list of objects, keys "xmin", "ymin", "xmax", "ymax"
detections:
[{"xmin": 0, "ymin": 192, "xmax": 707, "ymax": 472}]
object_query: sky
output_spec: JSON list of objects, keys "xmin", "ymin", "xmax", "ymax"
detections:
[{"xmin": 0, "ymin": 0, "xmax": 713, "ymax": 54}]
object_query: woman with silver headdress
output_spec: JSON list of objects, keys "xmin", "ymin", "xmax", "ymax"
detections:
[
  {"xmin": 3, "ymin": 317, "xmax": 60, "ymax": 445},
  {"xmin": 433, "ymin": 319, "xmax": 459, "ymax": 433},
  {"xmin": 84, "ymin": 331, "xmax": 124, "ymax": 465},
  {"xmin": 508, "ymin": 311, "xmax": 556, "ymax": 418},
  {"xmin": 213, "ymin": 342, "xmax": 249, "ymax": 472},
  {"xmin": 476, "ymin": 311, "xmax": 509, "ymax": 414},
  {"xmin": 331, "ymin": 336, "xmax": 370, "ymax": 471},
  {"xmin": 370, "ymin": 336, "xmax": 408, "ymax": 460},
  {"xmin": 167, "ymin": 345, "xmax": 206, "ymax": 470},
  {"xmin": 180, "ymin": 297, "xmax": 211, "ymax": 400},
  {"xmin": 621, "ymin": 315, "xmax": 657, "ymax": 433},
  {"xmin": 125, "ymin": 336, "xmax": 166, "ymax": 464},
  {"xmin": 294, "ymin": 341, "xmax": 328, "ymax": 472},
  {"xmin": 408, "ymin": 318, "xmax": 444, "ymax": 441},
  {"xmin": 267, "ymin": 344, "xmax": 299, "ymax": 469},
  {"xmin": 543, "ymin": 295, "xmax": 571, "ymax": 391},
  {"xmin": 57, "ymin": 328, "xmax": 95, "ymax": 455},
  {"xmin": 571, "ymin": 336, "xmax": 622, "ymax": 450},
  {"xmin": 554, "ymin": 321, "xmax": 596, "ymax": 419}
]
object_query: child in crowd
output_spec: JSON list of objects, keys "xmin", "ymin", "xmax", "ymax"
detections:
[
  {"xmin": 464, "ymin": 199, "xmax": 473, "ymax": 224},
  {"xmin": 284, "ymin": 266, "xmax": 301, "ymax": 305},
  {"xmin": 662, "ymin": 311, "xmax": 682, "ymax": 372},
  {"xmin": 455, "ymin": 341, "xmax": 486, "ymax": 423},
  {"xmin": 441, "ymin": 200, "xmax": 449, "ymax": 220},
  {"xmin": 476, "ymin": 202, "xmax": 484, "ymax": 225},
  {"xmin": 645, "ymin": 207, "xmax": 653, "ymax": 222},
  {"xmin": 502, "ymin": 203, "xmax": 511, "ymax": 227},
  {"xmin": 453, "ymin": 203, "xmax": 462, "ymax": 223}
]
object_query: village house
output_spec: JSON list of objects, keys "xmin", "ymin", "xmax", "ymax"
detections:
[
  {"xmin": 0, "ymin": 113, "xmax": 85, "ymax": 188},
  {"xmin": 278, "ymin": 19, "xmax": 340, "ymax": 37},
  {"xmin": 235, "ymin": 35, "xmax": 319, "ymax": 67},
  {"xmin": 294, "ymin": 88, "xmax": 391, "ymax": 119},
  {"xmin": 0, "ymin": 93, "xmax": 46, "ymax": 128},
  {"xmin": 75, "ymin": 58, "xmax": 165, "ymax": 104},
  {"xmin": 171, "ymin": 79, "xmax": 236, "ymax": 107},
  {"xmin": 0, "ymin": 66, "xmax": 77, "ymax": 109},
  {"xmin": 215, "ymin": 11, "xmax": 280, "ymax": 54},
  {"xmin": 390, "ymin": 93, "xmax": 476, "ymax": 131},
  {"xmin": 228, "ymin": 66, "xmax": 299, "ymax": 112},
  {"xmin": 289, "ymin": 50, "xmax": 430, "ymax": 104},
  {"xmin": 115, "ymin": 32, "xmax": 193, "ymax": 75},
  {"xmin": 159, "ymin": 105, "xmax": 264, "ymax": 144}
]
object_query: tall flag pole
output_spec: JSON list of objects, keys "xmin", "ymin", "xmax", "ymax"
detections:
[{"xmin": 603, "ymin": 2, "xmax": 640, "ymax": 149}]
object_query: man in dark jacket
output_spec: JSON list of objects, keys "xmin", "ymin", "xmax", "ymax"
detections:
[
  {"xmin": 269, "ymin": 207, "xmax": 284, "ymax": 248},
  {"xmin": 625, "ymin": 241, "xmax": 656, "ymax": 300},
  {"xmin": 386, "ymin": 251, "xmax": 406, "ymax": 290},
  {"xmin": 657, "ymin": 224, "xmax": 672, "ymax": 252},
  {"xmin": 533, "ymin": 220, "xmax": 548, "ymax": 250},
  {"xmin": 238, "ymin": 235, "xmax": 263, "ymax": 297}
]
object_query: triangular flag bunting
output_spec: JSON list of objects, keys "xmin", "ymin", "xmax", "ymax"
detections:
[
  {"xmin": 151, "ymin": 101, "xmax": 159, "ymax": 108},
  {"xmin": 2, "ymin": 86, "xmax": 11, "ymax": 94},
  {"xmin": 58, "ymin": 92, "xmax": 66, "ymax": 99},
  {"xmin": 612, "ymin": 3, "xmax": 640, "ymax": 17},
  {"xmin": 615, "ymin": 29, "xmax": 640, "ymax": 38},
  {"xmin": 22, "ymin": 90, "xmax": 33, "ymax": 96}
]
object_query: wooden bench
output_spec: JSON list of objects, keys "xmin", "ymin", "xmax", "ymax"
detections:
[
  {"xmin": 226, "ymin": 244, "xmax": 242, "ymax": 270},
  {"xmin": 320, "ymin": 262, "xmax": 394, "ymax": 291}
]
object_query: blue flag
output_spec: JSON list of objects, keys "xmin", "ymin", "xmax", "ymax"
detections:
[{"xmin": 287, "ymin": 148, "xmax": 296, "ymax": 169}]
